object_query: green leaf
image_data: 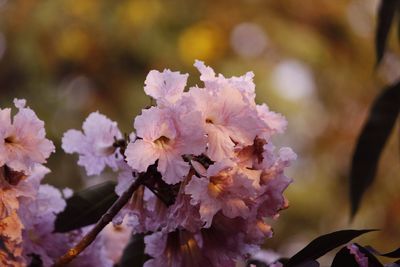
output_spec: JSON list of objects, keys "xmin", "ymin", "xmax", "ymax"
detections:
[
  {"xmin": 350, "ymin": 81, "xmax": 400, "ymax": 217},
  {"xmin": 284, "ymin": 229, "xmax": 376, "ymax": 267},
  {"xmin": 375, "ymin": 0, "xmax": 398, "ymax": 65},
  {"xmin": 54, "ymin": 181, "xmax": 118, "ymax": 233},
  {"xmin": 119, "ymin": 233, "xmax": 149, "ymax": 267}
]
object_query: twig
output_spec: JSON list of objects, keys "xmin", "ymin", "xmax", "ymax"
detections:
[{"xmin": 53, "ymin": 173, "xmax": 146, "ymax": 266}]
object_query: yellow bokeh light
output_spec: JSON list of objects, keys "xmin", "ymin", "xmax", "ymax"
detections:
[
  {"xmin": 116, "ymin": 0, "xmax": 161, "ymax": 28},
  {"xmin": 62, "ymin": 0, "xmax": 99, "ymax": 22},
  {"xmin": 178, "ymin": 22, "xmax": 226, "ymax": 65},
  {"xmin": 55, "ymin": 27, "xmax": 90, "ymax": 61}
]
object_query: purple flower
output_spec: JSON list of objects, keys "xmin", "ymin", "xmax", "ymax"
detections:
[{"xmin": 62, "ymin": 111, "xmax": 123, "ymax": 176}]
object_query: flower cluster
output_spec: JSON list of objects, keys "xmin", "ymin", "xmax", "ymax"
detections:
[
  {"xmin": 1, "ymin": 61, "xmax": 295, "ymax": 267},
  {"xmin": 0, "ymin": 101, "xmax": 118, "ymax": 267},
  {"xmin": 63, "ymin": 61, "xmax": 296, "ymax": 266},
  {"xmin": 0, "ymin": 99, "xmax": 55, "ymax": 266}
]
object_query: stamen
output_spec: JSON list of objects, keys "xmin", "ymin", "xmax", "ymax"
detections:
[{"xmin": 4, "ymin": 135, "xmax": 16, "ymax": 144}]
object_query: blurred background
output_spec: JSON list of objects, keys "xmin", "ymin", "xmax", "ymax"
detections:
[{"xmin": 0, "ymin": 0, "xmax": 399, "ymax": 263}]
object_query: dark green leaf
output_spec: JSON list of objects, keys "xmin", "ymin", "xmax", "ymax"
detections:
[
  {"xmin": 54, "ymin": 181, "xmax": 118, "ymax": 233},
  {"xmin": 350, "ymin": 81, "xmax": 400, "ymax": 217},
  {"xmin": 119, "ymin": 233, "xmax": 149, "ymax": 267},
  {"xmin": 284, "ymin": 229, "xmax": 376, "ymax": 267},
  {"xmin": 331, "ymin": 246, "xmax": 359, "ymax": 267},
  {"xmin": 382, "ymin": 248, "xmax": 400, "ymax": 258},
  {"xmin": 366, "ymin": 246, "xmax": 400, "ymax": 258},
  {"xmin": 375, "ymin": 0, "xmax": 398, "ymax": 65}
]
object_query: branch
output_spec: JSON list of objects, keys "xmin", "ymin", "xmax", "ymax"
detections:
[{"xmin": 53, "ymin": 173, "xmax": 145, "ymax": 266}]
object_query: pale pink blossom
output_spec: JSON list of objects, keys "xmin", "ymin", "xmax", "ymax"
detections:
[
  {"xmin": 256, "ymin": 104, "xmax": 287, "ymax": 139},
  {"xmin": 144, "ymin": 230, "xmax": 212, "ymax": 267},
  {"xmin": 0, "ymin": 164, "xmax": 51, "ymax": 266},
  {"xmin": 102, "ymin": 222, "xmax": 131, "ymax": 264},
  {"xmin": 114, "ymin": 163, "xmax": 168, "ymax": 233},
  {"xmin": 194, "ymin": 60, "xmax": 256, "ymax": 103},
  {"xmin": 165, "ymin": 180, "xmax": 203, "ymax": 232},
  {"xmin": 185, "ymin": 160, "xmax": 260, "ymax": 227},
  {"xmin": 0, "ymin": 99, "xmax": 55, "ymax": 173},
  {"xmin": 144, "ymin": 69, "xmax": 189, "ymax": 107},
  {"xmin": 182, "ymin": 86, "xmax": 264, "ymax": 161},
  {"xmin": 19, "ymin": 184, "xmax": 67, "ymax": 267},
  {"xmin": 62, "ymin": 111, "xmax": 123, "ymax": 176},
  {"xmin": 126, "ymin": 107, "xmax": 206, "ymax": 184}
]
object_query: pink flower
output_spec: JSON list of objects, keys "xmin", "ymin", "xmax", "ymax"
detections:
[
  {"xmin": 102, "ymin": 222, "xmax": 131, "ymax": 264},
  {"xmin": 185, "ymin": 160, "xmax": 260, "ymax": 227},
  {"xmin": 0, "ymin": 164, "xmax": 51, "ymax": 266},
  {"xmin": 165, "ymin": 178, "xmax": 203, "ymax": 232},
  {"xmin": 144, "ymin": 69, "xmax": 189, "ymax": 107},
  {"xmin": 62, "ymin": 111, "xmax": 123, "ymax": 176},
  {"xmin": 194, "ymin": 60, "xmax": 256, "ymax": 103},
  {"xmin": 181, "ymin": 85, "xmax": 264, "ymax": 162},
  {"xmin": 126, "ymin": 107, "xmax": 206, "ymax": 184},
  {"xmin": 256, "ymin": 104, "xmax": 287, "ymax": 139},
  {"xmin": 144, "ymin": 214, "xmax": 268, "ymax": 267},
  {"xmin": 144, "ymin": 230, "xmax": 213, "ymax": 267},
  {"xmin": 19, "ymin": 184, "xmax": 67, "ymax": 267},
  {"xmin": 0, "ymin": 99, "xmax": 55, "ymax": 173},
  {"xmin": 114, "ymin": 163, "xmax": 169, "ymax": 233}
]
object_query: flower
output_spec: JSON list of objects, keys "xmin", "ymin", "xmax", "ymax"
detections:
[
  {"xmin": 0, "ymin": 99, "xmax": 55, "ymax": 174},
  {"xmin": 19, "ymin": 184, "xmax": 67, "ymax": 267},
  {"xmin": 126, "ymin": 107, "xmax": 206, "ymax": 184},
  {"xmin": 144, "ymin": 69, "xmax": 189, "ymax": 107},
  {"xmin": 62, "ymin": 111, "xmax": 123, "ymax": 176},
  {"xmin": 181, "ymin": 86, "xmax": 264, "ymax": 162},
  {"xmin": 0, "ymin": 164, "xmax": 51, "ymax": 266},
  {"xmin": 185, "ymin": 160, "xmax": 260, "ymax": 227},
  {"xmin": 115, "ymin": 61, "xmax": 295, "ymax": 267}
]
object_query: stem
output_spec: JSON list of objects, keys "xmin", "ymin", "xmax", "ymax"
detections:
[{"xmin": 53, "ymin": 173, "xmax": 145, "ymax": 266}]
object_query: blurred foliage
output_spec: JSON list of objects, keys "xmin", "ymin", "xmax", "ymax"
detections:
[{"xmin": 0, "ymin": 0, "xmax": 399, "ymax": 260}]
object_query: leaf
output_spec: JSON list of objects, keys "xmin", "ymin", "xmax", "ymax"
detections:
[
  {"xmin": 119, "ymin": 233, "xmax": 149, "ymax": 267},
  {"xmin": 375, "ymin": 0, "xmax": 398, "ymax": 65},
  {"xmin": 284, "ymin": 229, "xmax": 376, "ymax": 267},
  {"xmin": 54, "ymin": 181, "xmax": 118, "ymax": 233},
  {"xmin": 382, "ymin": 248, "xmax": 400, "ymax": 258},
  {"xmin": 331, "ymin": 247, "xmax": 359, "ymax": 267},
  {"xmin": 366, "ymin": 246, "xmax": 400, "ymax": 258},
  {"xmin": 350, "ymin": 81, "xmax": 400, "ymax": 217}
]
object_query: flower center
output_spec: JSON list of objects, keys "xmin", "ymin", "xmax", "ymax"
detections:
[
  {"xmin": 0, "ymin": 165, "xmax": 26, "ymax": 186},
  {"xmin": 155, "ymin": 136, "xmax": 170, "ymax": 147},
  {"xmin": 205, "ymin": 118, "xmax": 214, "ymax": 124},
  {"xmin": 28, "ymin": 229, "xmax": 40, "ymax": 243},
  {"xmin": 94, "ymin": 143, "xmax": 115, "ymax": 156},
  {"xmin": 208, "ymin": 173, "xmax": 229, "ymax": 198},
  {"xmin": 4, "ymin": 135, "xmax": 17, "ymax": 144}
]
